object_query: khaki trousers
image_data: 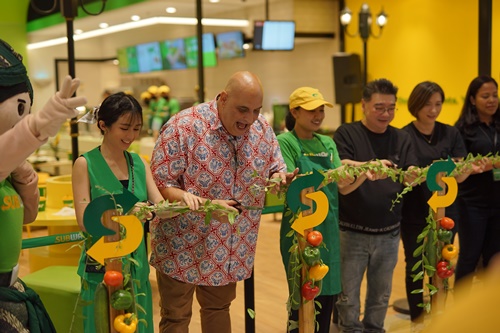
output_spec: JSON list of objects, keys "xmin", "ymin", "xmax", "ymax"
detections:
[{"xmin": 156, "ymin": 271, "xmax": 237, "ymax": 333}]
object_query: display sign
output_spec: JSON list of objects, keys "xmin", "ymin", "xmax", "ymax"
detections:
[
  {"xmin": 253, "ymin": 20, "xmax": 295, "ymax": 51},
  {"xmin": 216, "ymin": 31, "xmax": 245, "ymax": 59}
]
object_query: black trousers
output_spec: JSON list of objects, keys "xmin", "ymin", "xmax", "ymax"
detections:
[{"xmin": 400, "ymin": 223, "xmax": 426, "ymax": 322}]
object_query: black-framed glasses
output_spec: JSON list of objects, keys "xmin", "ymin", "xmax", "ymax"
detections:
[{"xmin": 373, "ymin": 106, "xmax": 397, "ymax": 114}]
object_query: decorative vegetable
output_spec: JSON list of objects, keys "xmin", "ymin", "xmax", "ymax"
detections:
[
  {"xmin": 302, "ymin": 246, "xmax": 321, "ymax": 267},
  {"xmin": 309, "ymin": 263, "xmax": 329, "ymax": 281},
  {"xmin": 111, "ymin": 289, "xmax": 134, "ymax": 310},
  {"xmin": 306, "ymin": 230, "xmax": 323, "ymax": 247},
  {"xmin": 441, "ymin": 244, "xmax": 458, "ymax": 261},
  {"xmin": 104, "ymin": 270, "xmax": 124, "ymax": 287},
  {"xmin": 436, "ymin": 260, "xmax": 454, "ymax": 279},
  {"xmin": 93, "ymin": 282, "xmax": 110, "ymax": 333},
  {"xmin": 437, "ymin": 229, "xmax": 453, "ymax": 244},
  {"xmin": 439, "ymin": 217, "xmax": 455, "ymax": 230},
  {"xmin": 301, "ymin": 281, "xmax": 320, "ymax": 301},
  {"xmin": 113, "ymin": 313, "xmax": 138, "ymax": 333},
  {"xmin": 286, "ymin": 245, "xmax": 302, "ymax": 311}
]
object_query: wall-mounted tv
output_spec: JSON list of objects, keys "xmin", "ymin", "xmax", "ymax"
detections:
[
  {"xmin": 160, "ymin": 38, "xmax": 188, "ymax": 70},
  {"xmin": 135, "ymin": 41, "xmax": 163, "ymax": 73},
  {"xmin": 216, "ymin": 31, "xmax": 245, "ymax": 59},
  {"xmin": 117, "ymin": 45, "xmax": 139, "ymax": 73},
  {"xmin": 253, "ymin": 20, "xmax": 295, "ymax": 51},
  {"xmin": 184, "ymin": 33, "xmax": 217, "ymax": 68}
]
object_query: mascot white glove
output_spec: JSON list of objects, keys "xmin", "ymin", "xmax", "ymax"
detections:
[{"xmin": 29, "ymin": 75, "xmax": 87, "ymax": 140}]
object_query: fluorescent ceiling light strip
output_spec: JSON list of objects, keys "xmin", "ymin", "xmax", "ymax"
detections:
[{"xmin": 28, "ymin": 17, "xmax": 249, "ymax": 50}]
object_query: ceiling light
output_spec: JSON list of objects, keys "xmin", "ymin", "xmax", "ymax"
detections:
[
  {"xmin": 131, "ymin": 15, "xmax": 141, "ymax": 22},
  {"xmin": 99, "ymin": 22, "xmax": 109, "ymax": 29},
  {"xmin": 28, "ymin": 17, "xmax": 249, "ymax": 50},
  {"xmin": 166, "ymin": 7, "xmax": 177, "ymax": 14}
]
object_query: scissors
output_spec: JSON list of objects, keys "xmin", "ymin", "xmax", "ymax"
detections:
[{"xmin": 230, "ymin": 198, "xmax": 264, "ymax": 214}]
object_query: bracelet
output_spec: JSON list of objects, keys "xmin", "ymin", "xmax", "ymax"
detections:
[
  {"xmin": 349, "ymin": 174, "xmax": 358, "ymax": 185},
  {"xmin": 146, "ymin": 211, "xmax": 156, "ymax": 222}
]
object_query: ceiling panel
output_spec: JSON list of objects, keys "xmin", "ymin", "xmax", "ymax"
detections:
[{"xmin": 28, "ymin": 0, "xmax": 279, "ymax": 43}]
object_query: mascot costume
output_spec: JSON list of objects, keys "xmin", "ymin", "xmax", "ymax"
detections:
[{"xmin": 0, "ymin": 39, "xmax": 87, "ymax": 332}]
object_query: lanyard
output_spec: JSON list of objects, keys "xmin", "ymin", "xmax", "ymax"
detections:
[{"xmin": 478, "ymin": 125, "xmax": 498, "ymax": 151}]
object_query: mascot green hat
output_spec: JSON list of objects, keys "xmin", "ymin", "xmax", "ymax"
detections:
[{"xmin": 0, "ymin": 39, "xmax": 34, "ymax": 105}]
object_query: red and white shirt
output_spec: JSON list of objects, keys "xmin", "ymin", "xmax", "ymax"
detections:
[{"xmin": 150, "ymin": 99, "xmax": 286, "ymax": 286}]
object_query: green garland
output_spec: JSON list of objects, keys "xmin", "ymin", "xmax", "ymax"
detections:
[
  {"xmin": 134, "ymin": 199, "xmax": 239, "ymax": 225},
  {"xmin": 251, "ymin": 153, "xmax": 500, "ymax": 209}
]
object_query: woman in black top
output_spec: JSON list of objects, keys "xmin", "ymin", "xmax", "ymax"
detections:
[
  {"xmin": 455, "ymin": 76, "xmax": 500, "ymax": 289},
  {"xmin": 401, "ymin": 81, "xmax": 467, "ymax": 325}
]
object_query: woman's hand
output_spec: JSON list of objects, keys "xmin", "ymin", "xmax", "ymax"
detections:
[
  {"xmin": 269, "ymin": 168, "xmax": 299, "ymax": 194},
  {"xmin": 131, "ymin": 201, "xmax": 152, "ymax": 222}
]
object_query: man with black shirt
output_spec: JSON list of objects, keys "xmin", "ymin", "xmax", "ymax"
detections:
[{"xmin": 333, "ymin": 78, "xmax": 418, "ymax": 333}]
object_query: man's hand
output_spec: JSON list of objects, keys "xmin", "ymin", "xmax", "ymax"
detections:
[
  {"xmin": 211, "ymin": 199, "xmax": 240, "ymax": 224},
  {"xmin": 29, "ymin": 75, "xmax": 87, "ymax": 140},
  {"xmin": 365, "ymin": 159, "xmax": 395, "ymax": 181},
  {"xmin": 181, "ymin": 192, "xmax": 205, "ymax": 210}
]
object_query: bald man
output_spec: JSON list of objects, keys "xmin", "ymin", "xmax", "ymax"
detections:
[{"xmin": 150, "ymin": 71, "xmax": 297, "ymax": 333}]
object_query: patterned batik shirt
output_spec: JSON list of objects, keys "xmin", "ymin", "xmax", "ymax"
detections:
[{"xmin": 150, "ymin": 99, "xmax": 286, "ymax": 286}]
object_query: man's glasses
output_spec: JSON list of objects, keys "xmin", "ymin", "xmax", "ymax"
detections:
[{"xmin": 373, "ymin": 106, "xmax": 397, "ymax": 114}]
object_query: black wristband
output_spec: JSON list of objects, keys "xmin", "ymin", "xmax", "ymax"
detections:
[
  {"xmin": 146, "ymin": 211, "xmax": 156, "ymax": 222},
  {"xmin": 349, "ymin": 174, "xmax": 358, "ymax": 185}
]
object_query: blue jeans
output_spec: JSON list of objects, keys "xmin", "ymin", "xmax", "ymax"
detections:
[{"xmin": 336, "ymin": 228, "xmax": 400, "ymax": 333}]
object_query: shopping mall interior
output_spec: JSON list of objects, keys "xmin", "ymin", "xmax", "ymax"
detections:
[{"xmin": 3, "ymin": 0, "xmax": 499, "ymax": 332}]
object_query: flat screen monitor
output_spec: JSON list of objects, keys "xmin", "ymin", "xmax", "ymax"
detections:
[
  {"xmin": 253, "ymin": 20, "xmax": 295, "ymax": 51},
  {"xmin": 216, "ymin": 31, "xmax": 245, "ymax": 59},
  {"xmin": 135, "ymin": 41, "xmax": 163, "ymax": 73},
  {"xmin": 160, "ymin": 38, "xmax": 188, "ymax": 70},
  {"xmin": 184, "ymin": 33, "xmax": 217, "ymax": 68},
  {"xmin": 117, "ymin": 45, "xmax": 139, "ymax": 73}
]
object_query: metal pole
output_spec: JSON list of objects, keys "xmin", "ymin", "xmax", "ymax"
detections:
[
  {"xmin": 65, "ymin": 17, "xmax": 79, "ymax": 164},
  {"xmin": 362, "ymin": 40, "xmax": 367, "ymax": 87},
  {"xmin": 478, "ymin": 0, "xmax": 492, "ymax": 76},
  {"xmin": 338, "ymin": 0, "xmax": 347, "ymax": 124},
  {"xmin": 195, "ymin": 0, "xmax": 205, "ymax": 103},
  {"xmin": 244, "ymin": 271, "xmax": 255, "ymax": 333}
]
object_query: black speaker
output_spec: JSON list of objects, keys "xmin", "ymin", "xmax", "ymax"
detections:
[{"xmin": 333, "ymin": 53, "xmax": 363, "ymax": 105}]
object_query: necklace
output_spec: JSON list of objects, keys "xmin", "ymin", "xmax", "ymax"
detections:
[
  {"xmin": 414, "ymin": 123, "xmax": 435, "ymax": 144},
  {"xmin": 419, "ymin": 130, "xmax": 434, "ymax": 144}
]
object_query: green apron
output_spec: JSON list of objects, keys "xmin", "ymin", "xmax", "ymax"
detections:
[
  {"xmin": 0, "ymin": 179, "xmax": 56, "ymax": 332},
  {"xmin": 0, "ymin": 178, "xmax": 23, "ymax": 275},
  {"xmin": 280, "ymin": 133, "xmax": 341, "ymax": 295},
  {"xmin": 77, "ymin": 148, "xmax": 153, "ymax": 333}
]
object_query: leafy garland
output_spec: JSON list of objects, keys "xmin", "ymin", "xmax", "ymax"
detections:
[
  {"xmin": 411, "ymin": 209, "xmax": 441, "ymax": 313},
  {"xmin": 251, "ymin": 153, "xmax": 500, "ymax": 205},
  {"xmin": 134, "ymin": 199, "xmax": 240, "ymax": 225},
  {"xmin": 251, "ymin": 152, "xmax": 500, "ymax": 319}
]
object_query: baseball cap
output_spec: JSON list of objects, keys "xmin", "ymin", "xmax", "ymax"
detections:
[
  {"xmin": 289, "ymin": 87, "xmax": 333, "ymax": 110},
  {"xmin": 158, "ymin": 85, "xmax": 170, "ymax": 94},
  {"xmin": 147, "ymin": 85, "xmax": 158, "ymax": 95}
]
